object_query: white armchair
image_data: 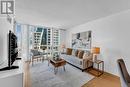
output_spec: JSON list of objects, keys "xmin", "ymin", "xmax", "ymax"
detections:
[{"xmin": 30, "ymin": 49, "xmax": 45, "ymax": 66}]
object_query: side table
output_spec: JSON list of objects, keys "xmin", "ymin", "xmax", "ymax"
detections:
[{"xmin": 87, "ymin": 59, "xmax": 104, "ymax": 77}]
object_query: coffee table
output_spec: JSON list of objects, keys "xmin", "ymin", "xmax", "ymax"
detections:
[{"xmin": 50, "ymin": 58, "xmax": 66, "ymax": 74}]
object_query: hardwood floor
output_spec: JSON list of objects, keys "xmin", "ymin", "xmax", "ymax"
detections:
[
  {"xmin": 24, "ymin": 61, "xmax": 121, "ymax": 87},
  {"xmin": 24, "ymin": 61, "xmax": 31, "ymax": 87},
  {"xmin": 82, "ymin": 72, "xmax": 121, "ymax": 87}
]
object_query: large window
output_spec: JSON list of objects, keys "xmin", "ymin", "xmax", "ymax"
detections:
[{"xmin": 15, "ymin": 23, "xmax": 61, "ymax": 59}]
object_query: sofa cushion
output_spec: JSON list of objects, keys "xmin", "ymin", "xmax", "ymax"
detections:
[
  {"xmin": 61, "ymin": 54, "xmax": 83, "ymax": 66},
  {"xmin": 66, "ymin": 48, "xmax": 72, "ymax": 55},
  {"xmin": 85, "ymin": 51, "xmax": 91, "ymax": 56},
  {"xmin": 60, "ymin": 53, "xmax": 92, "ymax": 69},
  {"xmin": 78, "ymin": 50, "xmax": 84, "ymax": 59}
]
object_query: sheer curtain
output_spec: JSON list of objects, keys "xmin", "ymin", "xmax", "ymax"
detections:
[{"xmin": 15, "ymin": 23, "xmax": 30, "ymax": 61}]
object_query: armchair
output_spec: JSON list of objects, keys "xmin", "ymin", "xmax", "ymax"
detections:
[
  {"xmin": 30, "ymin": 49, "xmax": 44, "ymax": 66},
  {"xmin": 117, "ymin": 59, "xmax": 130, "ymax": 87}
]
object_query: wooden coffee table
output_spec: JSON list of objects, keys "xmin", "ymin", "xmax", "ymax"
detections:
[{"xmin": 50, "ymin": 58, "xmax": 66, "ymax": 74}]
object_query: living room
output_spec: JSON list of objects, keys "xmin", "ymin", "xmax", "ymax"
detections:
[{"xmin": 0, "ymin": 0, "xmax": 130, "ymax": 87}]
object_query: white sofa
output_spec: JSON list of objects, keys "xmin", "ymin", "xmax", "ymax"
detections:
[{"xmin": 60, "ymin": 52, "xmax": 93, "ymax": 71}]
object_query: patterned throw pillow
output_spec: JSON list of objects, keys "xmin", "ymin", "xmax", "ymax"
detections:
[
  {"xmin": 78, "ymin": 50, "xmax": 84, "ymax": 59},
  {"xmin": 83, "ymin": 53, "xmax": 88, "ymax": 59},
  {"xmin": 83, "ymin": 51, "xmax": 92, "ymax": 59},
  {"xmin": 85, "ymin": 51, "xmax": 90, "ymax": 56}
]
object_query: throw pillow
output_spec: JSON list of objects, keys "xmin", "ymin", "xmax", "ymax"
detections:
[
  {"xmin": 78, "ymin": 50, "xmax": 84, "ymax": 59},
  {"xmin": 66, "ymin": 48, "xmax": 72, "ymax": 55},
  {"xmin": 75, "ymin": 50, "xmax": 79, "ymax": 57},
  {"xmin": 72, "ymin": 49, "xmax": 76, "ymax": 56},
  {"xmin": 83, "ymin": 53, "xmax": 89, "ymax": 59},
  {"xmin": 85, "ymin": 51, "xmax": 90, "ymax": 56}
]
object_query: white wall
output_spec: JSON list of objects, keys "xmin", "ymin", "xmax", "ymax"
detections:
[
  {"xmin": 0, "ymin": 17, "xmax": 13, "ymax": 67},
  {"xmin": 66, "ymin": 9, "xmax": 130, "ymax": 76}
]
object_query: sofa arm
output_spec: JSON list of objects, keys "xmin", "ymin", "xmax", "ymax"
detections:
[{"xmin": 83, "ymin": 54, "xmax": 93, "ymax": 69}]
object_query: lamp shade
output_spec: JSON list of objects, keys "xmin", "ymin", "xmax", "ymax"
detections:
[{"xmin": 91, "ymin": 47, "xmax": 100, "ymax": 54}]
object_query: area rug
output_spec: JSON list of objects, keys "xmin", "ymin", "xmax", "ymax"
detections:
[{"xmin": 30, "ymin": 61, "xmax": 94, "ymax": 87}]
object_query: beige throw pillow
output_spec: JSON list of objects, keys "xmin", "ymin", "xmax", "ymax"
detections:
[
  {"xmin": 66, "ymin": 48, "xmax": 72, "ymax": 55},
  {"xmin": 78, "ymin": 50, "xmax": 84, "ymax": 59},
  {"xmin": 72, "ymin": 49, "xmax": 76, "ymax": 56},
  {"xmin": 83, "ymin": 53, "xmax": 89, "ymax": 59}
]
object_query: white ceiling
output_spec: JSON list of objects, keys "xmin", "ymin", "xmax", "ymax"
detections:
[{"xmin": 15, "ymin": 0, "xmax": 130, "ymax": 29}]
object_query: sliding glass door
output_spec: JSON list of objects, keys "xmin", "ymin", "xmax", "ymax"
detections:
[
  {"xmin": 29, "ymin": 26, "xmax": 48, "ymax": 58},
  {"xmin": 15, "ymin": 23, "xmax": 61, "ymax": 61},
  {"xmin": 28, "ymin": 26, "xmax": 60, "ymax": 58}
]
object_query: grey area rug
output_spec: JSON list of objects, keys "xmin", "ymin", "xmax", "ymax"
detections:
[{"xmin": 30, "ymin": 61, "xmax": 94, "ymax": 87}]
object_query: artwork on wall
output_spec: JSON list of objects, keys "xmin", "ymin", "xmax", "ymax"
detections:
[{"xmin": 72, "ymin": 31, "xmax": 92, "ymax": 49}]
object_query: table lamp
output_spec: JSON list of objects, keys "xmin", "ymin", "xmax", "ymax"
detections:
[{"xmin": 91, "ymin": 47, "xmax": 100, "ymax": 61}]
